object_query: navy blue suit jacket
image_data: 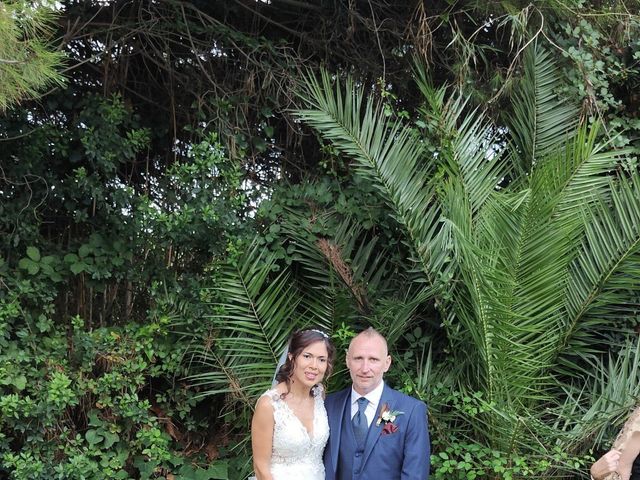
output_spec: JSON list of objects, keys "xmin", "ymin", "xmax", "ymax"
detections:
[{"xmin": 323, "ymin": 383, "xmax": 430, "ymax": 480}]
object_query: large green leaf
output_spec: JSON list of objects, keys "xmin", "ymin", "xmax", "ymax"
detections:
[
  {"xmin": 296, "ymin": 70, "xmax": 448, "ymax": 289},
  {"xmin": 559, "ymin": 172, "xmax": 640, "ymax": 361},
  {"xmin": 504, "ymin": 43, "xmax": 580, "ymax": 176},
  {"xmin": 189, "ymin": 240, "xmax": 303, "ymax": 407}
]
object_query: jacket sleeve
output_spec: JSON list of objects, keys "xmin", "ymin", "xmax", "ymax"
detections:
[
  {"xmin": 400, "ymin": 400, "xmax": 430, "ymax": 480},
  {"xmin": 323, "ymin": 393, "xmax": 338, "ymax": 480}
]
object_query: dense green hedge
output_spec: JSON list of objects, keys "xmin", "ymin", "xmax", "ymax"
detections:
[{"xmin": 3, "ymin": 2, "xmax": 640, "ymax": 479}]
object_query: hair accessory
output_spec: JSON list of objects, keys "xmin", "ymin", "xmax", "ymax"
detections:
[{"xmin": 308, "ymin": 328, "xmax": 329, "ymax": 339}]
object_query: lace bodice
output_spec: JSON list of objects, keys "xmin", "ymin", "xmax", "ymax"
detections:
[{"xmin": 261, "ymin": 386, "xmax": 329, "ymax": 480}]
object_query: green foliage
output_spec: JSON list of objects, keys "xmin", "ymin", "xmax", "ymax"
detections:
[
  {"xmin": 257, "ymin": 174, "xmax": 406, "ymax": 267},
  {"xmin": 2, "ymin": 1, "xmax": 640, "ymax": 479},
  {"xmin": 296, "ymin": 42, "xmax": 640, "ymax": 478},
  {"xmin": 0, "ymin": 1, "xmax": 65, "ymax": 110},
  {"xmin": 0, "ymin": 93, "xmax": 249, "ymax": 478},
  {"xmin": 430, "ymin": 441, "xmax": 591, "ymax": 479},
  {"xmin": 556, "ymin": 15, "xmax": 640, "ymax": 149},
  {"xmin": 0, "ymin": 288, "xmax": 229, "ymax": 479}
]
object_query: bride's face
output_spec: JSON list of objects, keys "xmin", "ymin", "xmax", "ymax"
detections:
[{"xmin": 290, "ymin": 340, "xmax": 329, "ymax": 388}]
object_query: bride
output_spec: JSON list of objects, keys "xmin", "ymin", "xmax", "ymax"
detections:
[{"xmin": 251, "ymin": 329, "xmax": 335, "ymax": 480}]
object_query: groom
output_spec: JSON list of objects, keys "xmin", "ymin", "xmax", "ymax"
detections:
[{"xmin": 324, "ymin": 327, "xmax": 430, "ymax": 480}]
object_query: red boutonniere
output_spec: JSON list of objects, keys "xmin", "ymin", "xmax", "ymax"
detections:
[{"xmin": 376, "ymin": 402, "xmax": 404, "ymax": 435}]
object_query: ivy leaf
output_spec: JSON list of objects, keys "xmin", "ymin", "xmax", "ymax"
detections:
[
  {"xmin": 26, "ymin": 246, "xmax": 41, "ymax": 262},
  {"xmin": 18, "ymin": 258, "xmax": 40, "ymax": 275},
  {"xmin": 88, "ymin": 411, "xmax": 104, "ymax": 427},
  {"xmin": 64, "ymin": 253, "xmax": 79, "ymax": 263},
  {"xmin": 102, "ymin": 431, "xmax": 119, "ymax": 449},
  {"xmin": 133, "ymin": 458, "xmax": 156, "ymax": 478},
  {"xmin": 86, "ymin": 429, "xmax": 104, "ymax": 445},
  {"xmin": 176, "ymin": 463, "xmax": 228, "ymax": 480},
  {"xmin": 12, "ymin": 375, "xmax": 27, "ymax": 391},
  {"xmin": 70, "ymin": 262, "xmax": 87, "ymax": 274},
  {"xmin": 78, "ymin": 244, "xmax": 92, "ymax": 258}
]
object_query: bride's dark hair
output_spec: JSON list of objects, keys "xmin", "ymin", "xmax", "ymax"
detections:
[{"xmin": 275, "ymin": 329, "xmax": 335, "ymax": 397}]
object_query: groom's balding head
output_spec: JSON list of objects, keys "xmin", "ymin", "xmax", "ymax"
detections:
[
  {"xmin": 348, "ymin": 327, "xmax": 388, "ymax": 355},
  {"xmin": 346, "ymin": 327, "xmax": 391, "ymax": 395}
]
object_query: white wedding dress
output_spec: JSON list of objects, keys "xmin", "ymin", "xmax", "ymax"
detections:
[{"xmin": 260, "ymin": 385, "xmax": 329, "ymax": 480}]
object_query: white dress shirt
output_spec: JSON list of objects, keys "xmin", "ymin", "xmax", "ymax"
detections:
[{"xmin": 350, "ymin": 381, "xmax": 384, "ymax": 427}]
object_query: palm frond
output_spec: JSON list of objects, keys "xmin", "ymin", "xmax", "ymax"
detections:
[
  {"xmin": 437, "ymin": 46, "xmax": 613, "ymax": 441},
  {"xmin": 283, "ymin": 215, "xmax": 391, "ymax": 328},
  {"xmin": 444, "ymin": 175, "xmax": 578, "ymax": 409},
  {"xmin": 291, "ymin": 42, "xmax": 640, "ymax": 476},
  {"xmin": 559, "ymin": 172, "xmax": 640, "ymax": 359},
  {"xmin": 295, "ymin": 69, "xmax": 447, "ymax": 288},
  {"xmin": 189, "ymin": 240, "xmax": 302, "ymax": 407},
  {"xmin": 369, "ymin": 287, "xmax": 435, "ymax": 349},
  {"xmin": 554, "ymin": 338, "xmax": 640, "ymax": 450},
  {"xmin": 504, "ymin": 43, "xmax": 580, "ymax": 176},
  {"xmin": 551, "ymin": 123, "xmax": 633, "ymax": 216},
  {"xmin": 414, "ymin": 61, "xmax": 511, "ymax": 218}
]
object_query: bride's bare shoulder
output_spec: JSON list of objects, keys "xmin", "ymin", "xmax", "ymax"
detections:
[
  {"xmin": 273, "ymin": 382, "xmax": 288, "ymax": 396},
  {"xmin": 255, "ymin": 383, "xmax": 286, "ymax": 407},
  {"xmin": 255, "ymin": 392, "xmax": 279, "ymax": 418}
]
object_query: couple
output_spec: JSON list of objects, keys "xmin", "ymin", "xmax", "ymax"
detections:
[{"xmin": 251, "ymin": 327, "xmax": 430, "ymax": 480}]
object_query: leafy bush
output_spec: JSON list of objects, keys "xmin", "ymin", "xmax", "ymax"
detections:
[
  {"xmin": 0, "ymin": 94, "xmax": 248, "ymax": 479},
  {"xmin": 0, "ymin": 287, "xmax": 230, "ymax": 479}
]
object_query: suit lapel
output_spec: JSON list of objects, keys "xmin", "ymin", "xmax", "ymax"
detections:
[
  {"xmin": 330, "ymin": 388, "xmax": 350, "ymax": 473},
  {"xmin": 362, "ymin": 383, "xmax": 394, "ymax": 468}
]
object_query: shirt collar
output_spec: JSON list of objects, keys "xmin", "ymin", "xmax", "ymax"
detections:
[{"xmin": 351, "ymin": 380, "xmax": 385, "ymax": 407}]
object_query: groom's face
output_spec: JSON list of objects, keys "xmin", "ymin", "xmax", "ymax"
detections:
[{"xmin": 346, "ymin": 334, "xmax": 391, "ymax": 395}]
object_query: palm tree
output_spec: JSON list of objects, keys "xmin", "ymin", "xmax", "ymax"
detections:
[
  {"xmin": 190, "ymin": 217, "xmax": 420, "ymax": 407},
  {"xmin": 295, "ymin": 43, "xmax": 640, "ymax": 477},
  {"xmin": 188, "ymin": 217, "xmax": 426, "ymax": 477}
]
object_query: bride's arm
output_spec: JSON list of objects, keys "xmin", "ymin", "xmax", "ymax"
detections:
[
  {"xmin": 590, "ymin": 450, "xmax": 621, "ymax": 480},
  {"xmin": 617, "ymin": 432, "xmax": 640, "ymax": 480},
  {"xmin": 251, "ymin": 395, "xmax": 275, "ymax": 480},
  {"xmin": 590, "ymin": 433, "xmax": 640, "ymax": 480}
]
